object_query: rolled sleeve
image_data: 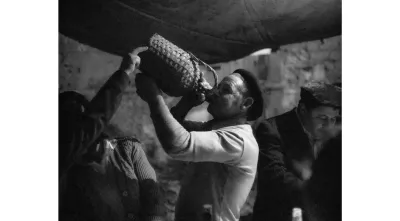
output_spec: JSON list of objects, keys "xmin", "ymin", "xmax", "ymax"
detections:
[{"xmin": 168, "ymin": 129, "xmax": 244, "ymax": 163}]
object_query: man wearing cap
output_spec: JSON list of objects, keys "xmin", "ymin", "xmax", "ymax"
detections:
[
  {"xmin": 135, "ymin": 69, "xmax": 264, "ymax": 221},
  {"xmin": 252, "ymin": 81, "xmax": 341, "ymax": 221}
]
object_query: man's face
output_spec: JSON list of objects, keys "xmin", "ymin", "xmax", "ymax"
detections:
[
  {"xmin": 302, "ymin": 105, "xmax": 340, "ymax": 141},
  {"xmin": 207, "ymin": 74, "xmax": 249, "ymax": 120}
]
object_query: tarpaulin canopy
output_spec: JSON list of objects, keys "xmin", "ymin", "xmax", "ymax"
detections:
[{"xmin": 59, "ymin": 0, "xmax": 341, "ymax": 63}]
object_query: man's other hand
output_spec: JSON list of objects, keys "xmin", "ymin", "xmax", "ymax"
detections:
[
  {"xmin": 135, "ymin": 73, "xmax": 161, "ymax": 103},
  {"xmin": 180, "ymin": 92, "xmax": 206, "ymax": 108},
  {"xmin": 119, "ymin": 46, "xmax": 148, "ymax": 75}
]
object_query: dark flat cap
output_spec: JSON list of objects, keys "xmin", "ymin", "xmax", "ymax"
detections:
[
  {"xmin": 232, "ymin": 69, "xmax": 264, "ymax": 121},
  {"xmin": 301, "ymin": 81, "xmax": 342, "ymax": 108}
]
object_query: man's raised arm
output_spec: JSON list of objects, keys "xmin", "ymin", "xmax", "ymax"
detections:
[{"xmin": 170, "ymin": 93, "xmax": 208, "ymax": 131}]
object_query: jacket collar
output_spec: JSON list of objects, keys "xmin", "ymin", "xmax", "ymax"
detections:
[{"xmin": 275, "ymin": 108, "xmax": 314, "ymax": 160}]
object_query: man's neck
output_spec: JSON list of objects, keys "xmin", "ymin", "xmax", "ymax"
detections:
[{"xmin": 211, "ymin": 116, "xmax": 247, "ymax": 129}]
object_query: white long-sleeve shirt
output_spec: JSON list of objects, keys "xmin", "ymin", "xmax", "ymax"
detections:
[{"xmin": 171, "ymin": 120, "xmax": 259, "ymax": 221}]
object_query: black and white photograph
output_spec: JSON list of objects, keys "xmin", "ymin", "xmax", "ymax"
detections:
[{"xmin": 1, "ymin": 0, "xmax": 399, "ymax": 221}]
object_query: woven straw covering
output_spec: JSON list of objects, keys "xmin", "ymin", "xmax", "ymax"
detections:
[{"xmin": 140, "ymin": 33, "xmax": 218, "ymax": 97}]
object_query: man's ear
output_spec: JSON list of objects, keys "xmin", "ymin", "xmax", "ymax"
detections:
[
  {"xmin": 242, "ymin": 97, "xmax": 254, "ymax": 111},
  {"xmin": 298, "ymin": 102, "xmax": 307, "ymax": 115}
]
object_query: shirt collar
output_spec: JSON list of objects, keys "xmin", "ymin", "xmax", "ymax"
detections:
[
  {"xmin": 78, "ymin": 139, "xmax": 115, "ymax": 166},
  {"xmin": 210, "ymin": 117, "xmax": 249, "ymax": 130}
]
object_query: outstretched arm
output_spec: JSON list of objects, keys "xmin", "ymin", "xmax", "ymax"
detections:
[
  {"xmin": 148, "ymin": 94, "xmax": 192, "ymax": 154},
  {"xmin": 59, "ymin": 47, "xmax": 148, "ymax": 177},
  {"xmin": 59, "ymin": 70, "xmax": 130, "ymax": 177}
]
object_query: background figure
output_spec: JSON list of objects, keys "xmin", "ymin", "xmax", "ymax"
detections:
[
  {"xmin": 59, "ymin": 47, "xmax": 166, "ymax": 221},
  {"xmin": 60, "ymin": 135, "xmax": 165, "ymax": 221},
  {"xmin": 253, "ymin": 82, "xmax": 341, "ymax": 221},
  {"xmin": 303, "ymin": 132, "xmax": 342, "ymax": 221},
  {"xmin": 59, "ymin": 46, "xmax": 148, "ymax": 180}
]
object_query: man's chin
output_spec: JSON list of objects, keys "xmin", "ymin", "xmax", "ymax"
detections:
[{"xmin": 207, "ymin": 106, "xmax": 213, "ymax": 115}]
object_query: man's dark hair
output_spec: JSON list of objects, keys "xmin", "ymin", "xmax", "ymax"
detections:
[
  {"xmin": 232, "ymin": 69, "xmax": 264, "ymax": 121},
  {"xmin": 59, "ymin": 91, "xmax": 90, "ymax": 113}
]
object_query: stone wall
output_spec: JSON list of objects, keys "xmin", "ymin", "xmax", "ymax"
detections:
[
  {"xmin": 212, "ymin": 35, "xmax": 341, "ymax": 119},
  {"xmin": 59, "ymin": 34, "xmax": 341, "ymax": 221},
  {"xmin": 265, "ymin": 36, "xmax": 341, "ymax": 118}
]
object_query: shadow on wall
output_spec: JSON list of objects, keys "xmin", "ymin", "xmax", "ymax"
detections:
[{"xmin": 59, "ymin": 33, "xmax": 341, "ymax": 221}]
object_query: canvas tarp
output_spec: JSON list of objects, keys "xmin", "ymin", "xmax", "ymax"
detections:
[{"xmin": 59, "ymin": 0, "xmax": 341, "ymax": 63}]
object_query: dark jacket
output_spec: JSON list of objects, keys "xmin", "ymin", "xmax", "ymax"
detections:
[
  {"xmin": 252, "ymin": 109, "xmax": 316, "ymax": 221},
  {"xmin": 60, "ymin": 137, "xmax": 165, "ymax": 221},
  {"xmin": 304, "ymin": 133, "xmax": 342, "ymax": 221},
  {"xmin": 59, "ymin": 70, "xmax": 130, "ymax": 179}
]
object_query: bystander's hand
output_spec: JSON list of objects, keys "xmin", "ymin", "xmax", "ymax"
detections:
[{"xmin": 119, "ymin": 46, "xmax": 148, "ymax": 75}]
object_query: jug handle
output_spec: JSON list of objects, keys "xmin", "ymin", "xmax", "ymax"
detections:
[{"xmin": 188, "ymin": 52, "xmax": 219, "ymax": 90}]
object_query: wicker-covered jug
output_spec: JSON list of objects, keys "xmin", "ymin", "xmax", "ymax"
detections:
[{"xmin": 139, "ymin": 34, "xmax": 218, "ymax": 98}]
